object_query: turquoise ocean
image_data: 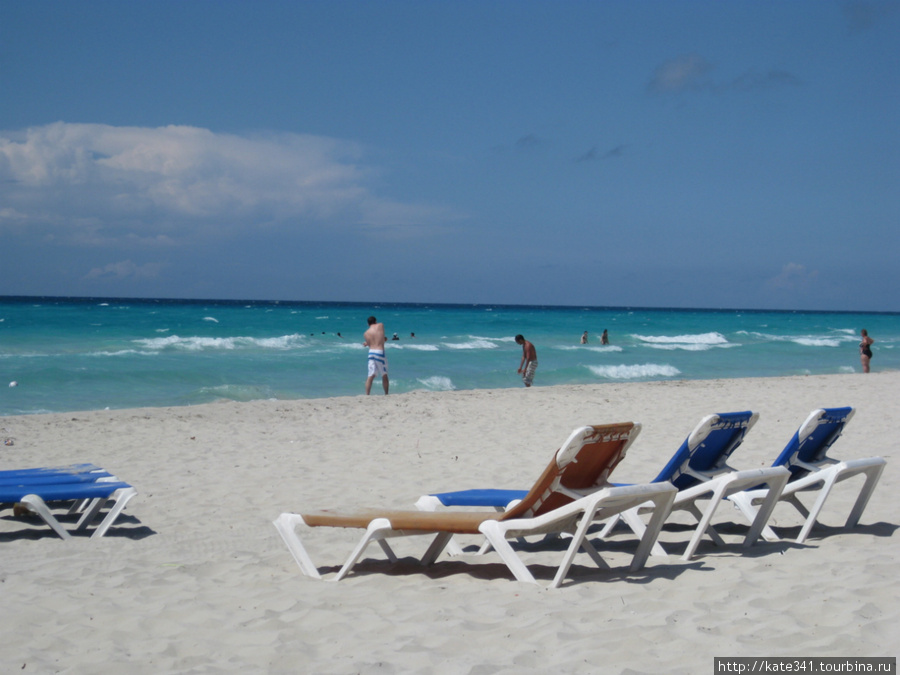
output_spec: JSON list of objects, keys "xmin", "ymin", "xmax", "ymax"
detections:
[{"xmin": 1, "ymin": 297, "xmax": 897, "ymax": 416}]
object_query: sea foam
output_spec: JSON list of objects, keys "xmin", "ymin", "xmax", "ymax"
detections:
[
  {"xmin": 443, "ymin": 339, "xmax": 498, "ymax": 350},
  {"xmin": 587, "ymin": 363, "xmax": 681, "ymax": 379},
  {"xmin": 134, "ymin": 334, "xmax": 307, "ymax": 351},
  {"xmin": 417, "ymin": 376, "xmax": 456, "ymax": 391},
  {"xmin": 633, "ymin": 332, "xmax": 730, "ymax": 351},
  {"xmin": 792, "ymin": 337, "xmax": 844, "ymax": 348}
]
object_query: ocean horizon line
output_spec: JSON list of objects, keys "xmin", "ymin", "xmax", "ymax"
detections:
[{"xmin": 3, "ymin": 294, "xmax": 898, "ymax": 317}]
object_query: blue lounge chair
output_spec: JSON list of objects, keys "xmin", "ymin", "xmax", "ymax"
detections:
[
  {"xmin": 0, "ymin": 470, "xmax": 117, "ymax": 486},
  {"xmin": 0, "ymin": 463, "xmax": 104, "ymax": 479},
  {"xmin": 1, "ymin": 479, "xmax": 137, "ymax": 540},
  {"xmin": 595, "ymin": 411, "xmax": 789, "ymax": 560},
  {"xmin": 728, "ymin": 407, "xmax": 886, "ymax": 544},
  {"xmin": 419, "ymin": 412, "xmax": 789, "ymax": 561}
]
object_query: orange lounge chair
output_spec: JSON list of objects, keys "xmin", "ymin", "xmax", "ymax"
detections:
[{"xmin": 273, "ymin": 422, "xmax": 677, "ymax": 588}]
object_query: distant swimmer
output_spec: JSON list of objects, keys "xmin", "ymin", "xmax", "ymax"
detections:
[
  {"xmin": 392, "ymin": 333, "xmax": 400, "ymax": 341},
  {"xmin": 601, "ymin": 329, "xmax": 609, "ymax": 345},
  {"xmin": 364, "ymin": 316, "xmax": 389, "ymax": 395},
  {"xmin": 859, "ymin": 329, "xmax": 874, "ymax": 373},
  {"xmin": 515, "ymin": 334, "xmax": 538, "ymax": 388},
  {"xmin": 581, "ymin": 331, "xmax": 588, "ymax": 344}
]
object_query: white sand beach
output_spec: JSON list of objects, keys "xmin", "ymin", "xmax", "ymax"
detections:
[{"xmin": 1, "ymin": 373, "xmax": 897, "ymax": 674}]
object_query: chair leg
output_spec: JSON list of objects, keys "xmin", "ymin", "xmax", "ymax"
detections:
[
  {"xmin": 684, "ymin": 502, "xmax": 727, "ymax": 548},
  {"xmin": 631, "ymin": 487, "xmax": 676, "ymax": 571},
  {"xmin": 549, "ymin": 509, "xmax": 599, "ymax": 589},
  {"xmin": 475, "ymin": 539, "xmax": 494, "ymax": 555},
  {"xmin": 742, "ymin": 471, "xmax": 789, "ymax": 548},
  {"xmin": 18, "ymin": 496, "xmax": 73, "ymax": 540},
  {"xmin": 74, "ymin": 497, "xmax": 108, "ymax": 532},
  {"xmin": 577, "ymin": 535, "xmax": 611, "ymax": 571},
  {"xmin": 68, "ymin": 498, "xmax": 92, "ymax": 514},
  {"xmin": 729, "ymin": 491, "xmax": 781, "ymax": 543},
  {"xmin": 472, "ymin": 507, "xmax": 515, "ymax": 555},
  {"xmin": 273, "ymin": 513, "xmax": 322, "ymax": 579},
  {"xmin": 376, "ymin": 539, "xmax": 398, "ymax": 563},
  {"xmin": 478, "ymin": 520, "xmax": 539, "ymax": 585},
  {"xmin": 619, "ymin": 506, "xmax": 668, "ymax": 557},
  {"xmin": 796, "ymin": 472, "xmax": 842, "ymax": 544},
  {"xmin": 682, "ymin": 484, "xmax": 731, "ymax": 561},
  {"xmin": 421, "ymin": 532, "xmax": 454, "ymax": 566},
  {"xmin": 844, "ymin": 460, "xmax": 886, "ymax": 528},
  {"xmin": 786, "ymin": 494, "xmax": 811, "ymax": 519},
  {"xmin": 596, "ymin": 513, "xmax": 620, "ymax": 540},
  {"xmin": 334, "ymin": 518, "xmax": 394, "ymax": 581},
  {"xmin": 414, "ymin": 495, "xmax": 466, "ymax": 556},
  {"xmin": 89, "ymin": 488, "xmax": 138, "ymax": 538}
]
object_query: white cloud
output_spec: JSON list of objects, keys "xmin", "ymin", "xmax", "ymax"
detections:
[
  {"xmin": 648, "ymin": 55, "xmax": 801, "ymax": 94},
  {"xmin": 648, "ymin": 54, "xmax": 714, "ymax": 93},
  {"xmin": 84, "ymin": 259, "xmax": 165, "ymax": 280},
  {"xmin": 0, "ymin": 122, "xmax": 447, "ymax": 246},
  {"xmin": 767, "ymin": 262, "xmax": 819, "ymax": 291}
]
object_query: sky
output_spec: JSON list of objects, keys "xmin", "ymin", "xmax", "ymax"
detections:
[{"xmin": 1, "ymin": 1, "xmax": 898, "ymax": 312}]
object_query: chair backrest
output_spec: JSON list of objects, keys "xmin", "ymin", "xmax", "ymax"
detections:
[
  {"xmin": 771, "ymin": 407, "xmax": 855, "ymax": 478},
  {"xmin": 502, "ymin": 422, "xmax": 640, "ymax": 520},
  {"xmin": 652, "ymin": 411, "xmax": 758, "ymax": 489}
]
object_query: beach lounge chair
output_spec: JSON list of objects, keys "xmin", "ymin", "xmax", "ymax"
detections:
[
  {"xmin": 274, "ymin": 423, "xmax": 678, "ymax": 588},
  {"xmin": 0, "ymin": 466, "xmax": 117, "ymax": 485},
  {"xmin": 414, "ymin": 422, "xmax": 643, "ymax": 555},
  {"xmin": 0, "ymin": 463, "xmax": 105, "ymax": 479},
  {"xmin": 596, "ymin": 411, "xmax": 790, "ymax": 561},
  {"xmin": 728, "ymin": 407, "xmax": 886, "ymax": 544},
  {"xmin": 0, "ymin": 479, "xmax": 137, "ymax": 540},
  {"xmin": 416, "ymin": 489, "xmax": 528, "ymax": 556}
]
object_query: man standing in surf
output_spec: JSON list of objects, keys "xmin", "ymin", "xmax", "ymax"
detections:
[
  {"xmin": 515, "ymin": 334, "xmax": 538, "ymax": 387},
  {"xmin": 364, "ymin": 316, "xmax": 389, "ymax": 395}
]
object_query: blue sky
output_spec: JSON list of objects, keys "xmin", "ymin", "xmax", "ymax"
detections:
[{"xmin": 1, "ymin": 1, "xmax": 898, "ymax": 311}]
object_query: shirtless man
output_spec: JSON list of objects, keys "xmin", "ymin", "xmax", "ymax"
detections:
[
  {"xmin": 364, "ymin": 316, "xmax": 389, "ymax": 395},
  {"xmin": 515, "ymin": 334, "xmax": 538, "ymax": 387}
]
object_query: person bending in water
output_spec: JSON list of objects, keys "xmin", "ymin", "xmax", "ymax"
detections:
[{"xmin": 364, "ymin": 316, "xmax": 389, "ymax": 394}]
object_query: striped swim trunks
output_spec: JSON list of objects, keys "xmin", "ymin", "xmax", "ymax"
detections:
[{"xmin": 367, "ymin": 349, "xmax": 388, "ymax": 377}]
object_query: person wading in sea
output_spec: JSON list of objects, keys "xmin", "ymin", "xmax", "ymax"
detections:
[
  {"xmin": 364, "ymin": 316, "xmax": 389, "ymax": 394},
  {"xmin": 515, "ymin": 334, "xmax": 538, "ymax": 388}
]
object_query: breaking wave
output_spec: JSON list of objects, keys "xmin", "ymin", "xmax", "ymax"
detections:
[
  {"xmin": 586, "ymin": 363, "xmax": 681, "ymax": 380},
  {"xmin": 417, "ymin": 376, "xmax": 456, "ymax": 391},
  {"xmin": 133, "ymin": 334, "xmax": 307, "ymax": 351}
]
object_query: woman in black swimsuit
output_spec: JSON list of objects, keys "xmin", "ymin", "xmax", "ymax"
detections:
[{"xmin": 859, "ymin": 329, "xmax": 874, "ymax": 373}]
